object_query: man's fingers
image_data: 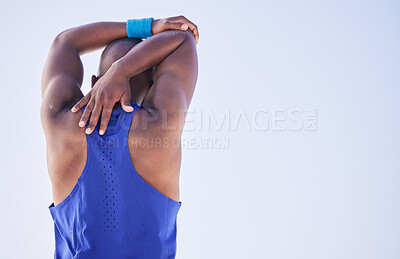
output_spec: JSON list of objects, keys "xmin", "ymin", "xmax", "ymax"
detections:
[
  {"xmin": 192, "ymin": 25, "xmax": 199, "ymax": 44},
  {"xmin": 120, "ymin": 94, "xmax": 134, "ymax": 113},
  {"xmin": 164, "ymin": 20, "xmax": 188, "ymax": 31},
  {"xmin": 79, "ymin": 100, "xmax": 95, "ymax": 128},
  {"xmin": 99, "ymin": 105, "xmax": 113, "ymax": 135},
  {"xmin": 185, "ymin": 22, "xmax": 198, "ymax": 44},
  {"xmin": 85, "ymin": 101, "xmax": 102, "ymax": 134},
  {"xmin": 71, "ymin": 93, "xmax": 90, "ymax": 113}
]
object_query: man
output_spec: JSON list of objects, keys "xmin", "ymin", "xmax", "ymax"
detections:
[{"xmin": 40, "ymin": 15, "xmax": 198, "ymax": 258}]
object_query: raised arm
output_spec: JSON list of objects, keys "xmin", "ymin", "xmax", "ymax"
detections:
[
  {"xmin": 40, "ymin": 22, "xmax": 132, "ymax": 149},
  {"xmin": 107, "ymin": 29, "xmax": 198, "ymax": 136},
  {"xmin": 140, "ymin": 29, "xmax": 198, "ymax": 133},
  {"xmin": 41, "ymin": 22, "xmax": 127, "ymax": 103},
  {"xmin": 113, "ymin": 29, "xmax": 198, "ymax": 131}
]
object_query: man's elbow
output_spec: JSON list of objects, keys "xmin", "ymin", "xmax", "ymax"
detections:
[
  {"xmin": 181, "ymin": 30, "xmax": 196, "ymax": 46},
  {"xmin": 52, "ymin": 30, "xmax": 71, "ymax": 46},
  {"xmin": 52, "ymin": 30, "xmax": 79, "ymax": 53},
  {"xmin": 167, "ymin": 29, "xmax": 196, "ymax": 46}
]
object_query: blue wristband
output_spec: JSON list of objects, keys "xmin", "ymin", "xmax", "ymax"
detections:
[{"xmin": 126, "ymin": 17, "xmax": 154, "ymax": 39}]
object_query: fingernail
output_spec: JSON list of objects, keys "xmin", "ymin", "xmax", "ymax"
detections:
[
  {"xmin": 71, "ymin": 107, "xmax": 76, "ymax": 112},
  {"xmin": 85, "ymin": 128, "xmax": 91, "ymax": 134},
  {"xmin": 79, "ymin": 121, "xmax": 85, "ymax": 127},
  {"xmin": 99, "ymin": 130, "xmax": 104, "ymax": 135},
  {"xmin": 182, "ymin": 24, "xmax": 188, "ymax": 29}
]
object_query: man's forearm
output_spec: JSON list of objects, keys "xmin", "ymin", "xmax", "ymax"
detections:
[
  {"xmin": 55, "ymin": 22, "xmax": 128, "ymax": 54},
  {"xmin": 111, "ymin": 30, "xmax": 190, "ymax": 79}
]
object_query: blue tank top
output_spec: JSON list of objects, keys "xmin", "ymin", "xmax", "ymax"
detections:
[{"xmin": 48, "ymin": 102, "xmax": 182, "ymax": 259}]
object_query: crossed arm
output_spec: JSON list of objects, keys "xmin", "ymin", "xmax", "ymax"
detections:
[
  {"xmin": 72, "ymin": 28, "xmax": 198, "ymax": 135},
  {"xmin": 41, "ymin": 16, "xmax": 198, "ymax": 138}
]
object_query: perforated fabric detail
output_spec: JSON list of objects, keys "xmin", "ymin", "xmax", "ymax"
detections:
[{"xmin": 100, "ymin": 138, "xmax": 120, "ymax": 232}]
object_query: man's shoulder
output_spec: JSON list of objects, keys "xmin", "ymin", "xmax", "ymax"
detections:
[{"xmin": 41, "ymin": 73, "xmax": 84, "ymax": 128}]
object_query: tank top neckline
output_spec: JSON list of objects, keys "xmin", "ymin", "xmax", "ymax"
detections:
[
  {"xmin": 80, "ymin": 102, "xmax": 142, "ymax": 137},
  {"xmin": 80, "ymin": 102, "xmax": 140, "ymax": 116}
]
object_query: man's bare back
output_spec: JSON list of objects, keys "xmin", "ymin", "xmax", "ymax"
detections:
[{"xmin": 49, "ymin": 104, "xmax": 182, "ymax": 206}]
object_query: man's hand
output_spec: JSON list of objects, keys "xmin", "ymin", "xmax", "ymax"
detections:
[
  {"xmin": 152, "ymin": 15, "xmax": 199, "ymax": 44},
  {"xmin": 71, "ymin": 63, "xmax": 131, "ymax": 135}
]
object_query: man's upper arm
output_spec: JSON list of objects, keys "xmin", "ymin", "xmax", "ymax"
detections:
[
  {"xmin": 142, "ymin": 30, "xmax": 198, "ymax": 120},
  {"xmin": 40, "ymin": 35, "xmax": 84, "ymax": 131}
]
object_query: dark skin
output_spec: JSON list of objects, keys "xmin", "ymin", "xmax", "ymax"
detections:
[{"xmin": 40, "ymin": 16, "xmax": 198, "ymax": 206}]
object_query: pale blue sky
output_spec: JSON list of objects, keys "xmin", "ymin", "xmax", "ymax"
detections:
[{"xmin": 1, "ymin": 0, "xmax": 399, "ymax": 258}]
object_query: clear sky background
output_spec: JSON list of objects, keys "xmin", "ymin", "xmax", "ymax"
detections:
[{"xmin": 1, "ymin": 0, "xmax": 399, "ymax": 258}]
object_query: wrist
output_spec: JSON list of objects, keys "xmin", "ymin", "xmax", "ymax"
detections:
[
  {"xmin": 108, "ymin": 60, "xmax": 131, "ymax": 81},
  {"xmin": 126, "ymin": 17, "xmax": 154, "ymax": 39}
]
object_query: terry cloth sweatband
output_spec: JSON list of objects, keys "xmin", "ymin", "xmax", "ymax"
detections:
[{"xmin": 126, "ymin": 17, "xmax": 154, "ymax": 39}]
